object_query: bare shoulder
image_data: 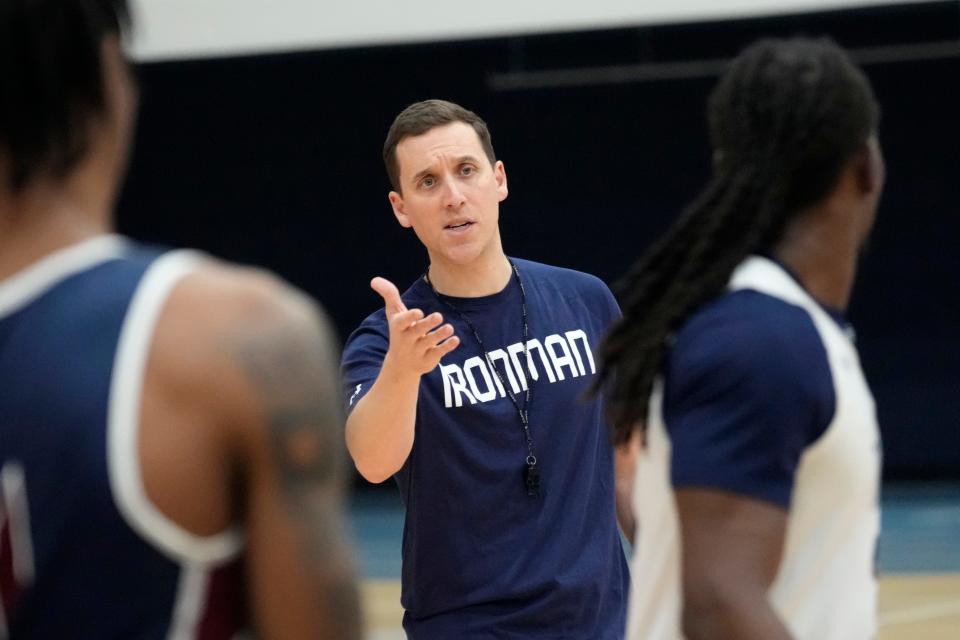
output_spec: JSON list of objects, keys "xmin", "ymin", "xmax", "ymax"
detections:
[
  {"xmin": 150, "ymin": 258, "xmax": 341, "ymax": 455},
  {"xmin": 164, "ymin": 259, "xmax": 331, "ymax": 346},
  {"xmin": 145, "ymin": 259, "xmax": 360, "ymax": 638}
]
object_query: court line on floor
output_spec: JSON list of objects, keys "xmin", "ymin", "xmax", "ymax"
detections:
[{"xmin": 879, "ymin": 599, "xmax": 960, "ymax": 626}]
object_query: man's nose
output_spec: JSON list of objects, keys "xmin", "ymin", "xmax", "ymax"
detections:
[{"xmin": 442, "ymin": 179, "xmax": 466, "ymax": 208}]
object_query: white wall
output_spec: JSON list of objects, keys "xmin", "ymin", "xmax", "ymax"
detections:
[{"xmin": 128, "ymin": 0, "xmax": 935, "ymax": 61}]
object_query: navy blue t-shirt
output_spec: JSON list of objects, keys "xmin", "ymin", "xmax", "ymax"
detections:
[
  {"xmin": 664, "ymin": 288, "xmax": 843, "ymax": 507},
  {"xmin": 342, "ymin": 258, "xmax": 628, "ymax": 639}
]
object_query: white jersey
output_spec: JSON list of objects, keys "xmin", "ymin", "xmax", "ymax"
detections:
[{"xmin": 627, "ymin": 256, "xmax": 881, "ymax": 640}]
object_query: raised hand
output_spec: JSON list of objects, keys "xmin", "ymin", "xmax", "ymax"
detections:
[{"xmin": 370, "ymin": 277, "xmax": 460, "ymax": 376}]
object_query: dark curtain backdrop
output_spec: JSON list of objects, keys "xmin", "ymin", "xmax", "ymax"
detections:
[{"xmin": 118, "ymin": 1, "xmax": 960, "ymax": 477}]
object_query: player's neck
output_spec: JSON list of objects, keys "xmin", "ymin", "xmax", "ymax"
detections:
[
  {"xmin": 0, "ymin": 183, "xmax": 111, "ymax": 282},
  {"xmin": 426, "ymin": 249, "xmax": 513, "ymax": 298},
  {"xmin": 773, "ymin": 210, "xmax": 859, "ymax": 311}
]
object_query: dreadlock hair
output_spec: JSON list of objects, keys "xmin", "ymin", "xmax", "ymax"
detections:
[
  {"xmin": 597, "ymin": 37, "xmax": 879, "ymax": 445},
  {"xmin": 0, "ymin": 0, "xmax": 130, "ymax": 192}
]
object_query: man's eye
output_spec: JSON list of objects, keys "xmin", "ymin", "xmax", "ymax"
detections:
[
  {"xmin": 421, "ymin": 177, "xmax": 436, "ymax": 188},
  {"xmin": 460, "ymin": 165, "xmax": 475, "ymax": 176}
]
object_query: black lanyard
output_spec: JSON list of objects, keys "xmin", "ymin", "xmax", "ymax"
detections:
[{"xmin": 424, "ymin": 260, "xmax": 541, "ymax": 497}]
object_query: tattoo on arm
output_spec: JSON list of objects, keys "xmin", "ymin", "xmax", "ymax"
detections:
[
  {"xmin": 238, "ymin": 311, "xmax": 342, "ymax": 488},
  {"xmin": 231, "ymin": 299, "xmax": 361, "ymax": 639}
]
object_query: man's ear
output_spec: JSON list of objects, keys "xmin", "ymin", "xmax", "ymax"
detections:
[
  {"xmin": 389, "ymin": 191, "xmax": 412, "ymax": 228},
  {"xmin": 855, "ymin": 136, "xmax": 885, "ymax": 197},
  {"xmin": 494, "ymin": 160, "xmax": 508, "ymax": 203}
]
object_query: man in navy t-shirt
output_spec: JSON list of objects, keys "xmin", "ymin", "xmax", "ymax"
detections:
[{"xmin": 341, "ymin": 100, "xmax": 629, "ymax": 638}]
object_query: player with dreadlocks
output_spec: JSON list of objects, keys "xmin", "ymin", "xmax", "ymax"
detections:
[{"xmin": 599, "ymin": 38, "xmax": 885, "ymax": 640}]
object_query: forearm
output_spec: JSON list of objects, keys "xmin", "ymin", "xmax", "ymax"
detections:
[
  {"xmin": 682, "ymin": 590, "xmax": 793, "ymax": 640},
  {"xmin": 345, "ymin": 360, "xmax": 421, "ymax": 483},
  {"xmin": 248, "ymin": 484, "xmax": 363, "ymax": 640},
  {"xmin": 613, "ymin": 434, "xmax": 639, "ymax": 542}
]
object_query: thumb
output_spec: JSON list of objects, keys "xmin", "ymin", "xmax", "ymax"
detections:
[{"xmin": 370, "ymin": 277, "xmax": 407, "ymax": 314}]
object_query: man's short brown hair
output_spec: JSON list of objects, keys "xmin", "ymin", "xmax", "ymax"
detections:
[{"xmin": 383, "ymin": 99, "xmax": 496, "ymax": 192}]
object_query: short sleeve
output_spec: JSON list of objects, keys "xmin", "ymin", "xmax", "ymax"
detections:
[
  {"xmin": 601, "ymin": 280, "xmax": 622, "ymax": 322},
  {"xmin": 579, "ymin": 272, "xmax": 622, "ymax": 325},
  {"xmin": 340, "ymin": 312, "xmax": 389, "ymax": 415},
  {"xmin": 664, "ymin": 292, "xmax": 836, "ymax": 508}
]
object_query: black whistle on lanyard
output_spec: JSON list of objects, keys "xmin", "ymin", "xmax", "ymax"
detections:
[{"xmin": 524, "ymin": 458, "xmax": 540, "ymax": 498}]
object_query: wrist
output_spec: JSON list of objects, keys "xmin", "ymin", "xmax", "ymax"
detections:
[{"xmin": 380, "ymin": 352, "xmax": 425, "ymax": 386}]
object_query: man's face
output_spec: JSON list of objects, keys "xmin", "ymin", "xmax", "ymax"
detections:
[{"xmin": 388, "ymin": 121, "xmax": 508, "ymax": 268}]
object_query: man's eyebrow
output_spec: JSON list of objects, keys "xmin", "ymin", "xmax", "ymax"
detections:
[
  {"xmin": 455, "ymin": 155, "xmax": 482, "ymax": 165},
  {"xmin": 410, "ymin": 166, "xmax": 434, "ymax": 184},
  {"xmin": 409, "ymin": 155, "xmax": 484, "ymax": 184}
]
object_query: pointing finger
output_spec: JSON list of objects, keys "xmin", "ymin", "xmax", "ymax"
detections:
[{"xmin": 371, "ymin": 276, "xmax": 407, "ymax": 315}]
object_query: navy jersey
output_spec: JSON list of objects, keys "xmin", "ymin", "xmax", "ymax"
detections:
[
  {"xmin": 0, "ymin": 236, "xmax": 245, "ymax": 639},
  {"xmin": 342, "ymin": 258, "xmax": 629, "ymax": 639}
]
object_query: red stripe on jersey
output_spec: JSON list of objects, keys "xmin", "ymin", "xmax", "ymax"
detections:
[
  {"xmin": 196, "ymin": 559, "xmax": 246, "ymax": 639},
  {"xmin": 1, "ymin": 519, "xmax": 21, "ymax": 619}
]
